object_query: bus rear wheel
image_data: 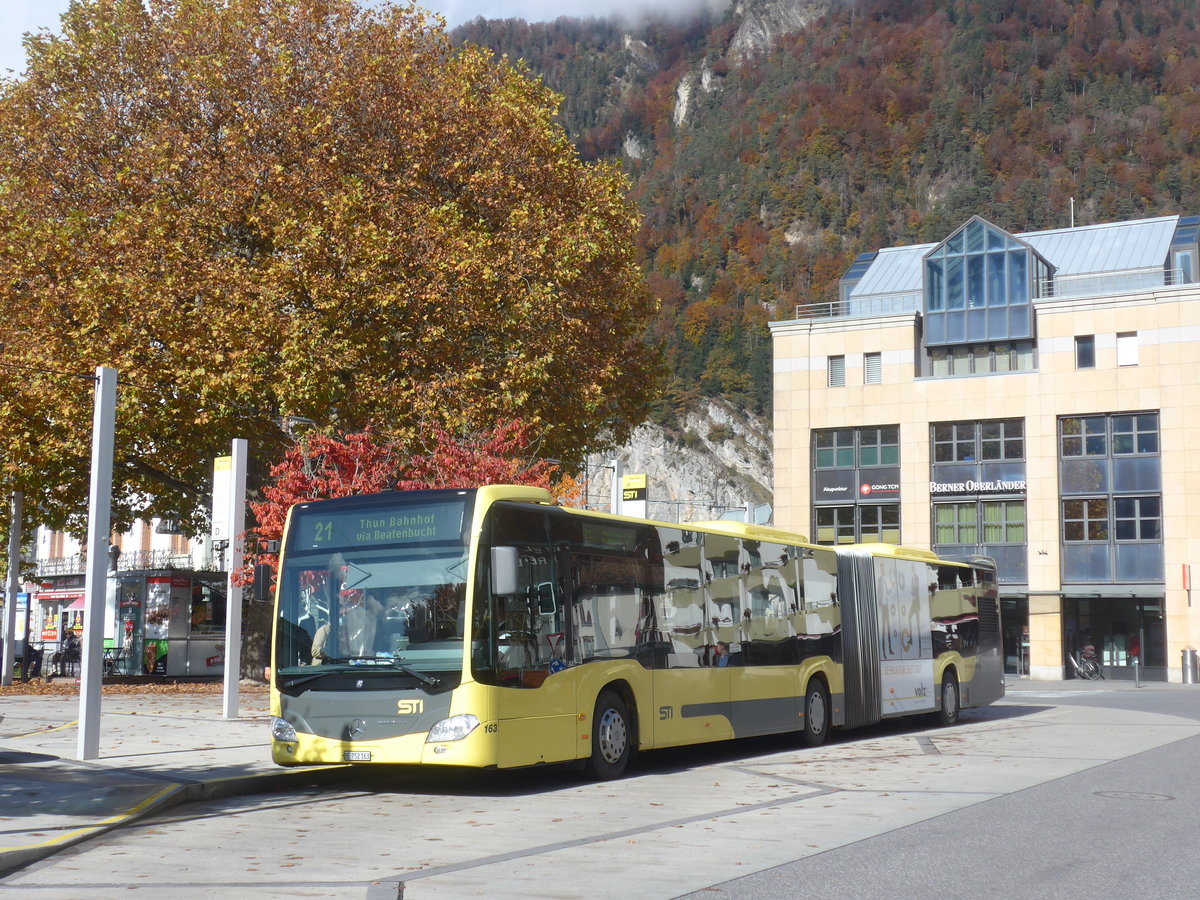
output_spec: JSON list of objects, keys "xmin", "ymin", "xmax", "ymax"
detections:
[
  {"xmin": 936, "ymin": 671, "xmax": 960, "ymax": 727},
  {"xmin": 584, "ymin": 690, "xmax": 632, "ymax": 780},
  {"xmin": 801, "ymin": 679, "xmax": 830, "ymax": 747}
]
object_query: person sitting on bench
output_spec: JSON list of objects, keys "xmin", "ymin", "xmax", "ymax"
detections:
[{"xmin": 54, "ymin": 630, "xmax": 82, "ymax": 675}]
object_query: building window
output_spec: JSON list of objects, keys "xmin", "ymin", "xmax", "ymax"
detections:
[
  {"xmin": 828, "ymin": 355, "xmax": 845, "ymax": 386},
  {"xmin": 816, "ymin": 504, "xmax": 899, "ymax": 545},
  {"xmin": 937, "ymin": 500, "xmax": 1026, "ymax": 546},
  {"xmin": 982, "ymin": 500, "xmax": 1026, "ymax": 543},
  {"xmin": 1061, "ymin": 414, "xmax": 1158, "ymax": 457},
  {"xmin": 1059, "ymin": 412, "xmax": 1163, "ymax": 583},
  {"xmin": 813, "ymin": 427, "xmax": 902, "ymax": 545},
  {"xmin": 952, "ymin": 346, "xmax": 970, "ymax": 372},
  {"xmin": 935, "ymin": 502, "xmax": 977, "ymax": 544},
  {"xmin": 930, "ymin": 348, "xmax": 950, "ymax": 376},
  {"xmin": 993, "ymin": 343, "xmax": 1013, "ymax": 372},
  {"xmin": 1114, "ymin": 496, "xmax": 1162, "ymax": 541},
  {"xmin": 1111, "ymin": 413, "xmax": 1159, "ymax": 454},
  {"xmin": 980, "ymin": 419, "xmax": 1024, "ymax": 460},
  {"xmin": 814, "ymin": 429, "xmax": 855, "ymax": 468},
  {"xmin": 815, "ymin": 426, "xmax": 900, "ymax": 469},
  {"xmin": 1076, "ymin": 335, "xmax": 1095, "ymax": 369},
  {"xmin": 927, "ymin": 341, "xmax": 1035, "ymax": 376},
  {"xmin": 1116, "ymin": 332, "xmax": 1138, "ymax": 366},
  {"xmin": 1060, "ymin": 416, "xmax": 1108, "ymax": 457},
  {"xmin": 1065, "ymin": 496, "xmax": 1161, "ymax": 543},
  {"xmin": 816, "ymin": 506, "xmax": 856, "ymax": 544},
  {"xmin": 858, "ymin": 505, "xmax": 901, "ymax": 543},
  {"xmin": 1063, "ymin": 498, "xmax": 1109, "ymax": 542},
  {"xmin": 933, "ymin": 421, "xmax": 977, "ymax": 462},
  {"xmin": 1170, "ymin": 247, "xmax": 1195, "ymax": 284},
  {"xmin": 858, "ymin": 426, "xmax": 899, "ymax": 467},
  {"xmin": 864, "ymin": 351, "xmax": 882, "ymax": 384}
]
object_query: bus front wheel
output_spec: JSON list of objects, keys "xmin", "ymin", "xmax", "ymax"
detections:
[
  {"xmin": 801, "ymin": 679, "xmax": 830, "ymax": 747},
  {"xmin": 584, "ymin": 690, "xmax": 632, "ymax": 780},
  {"xmin": 936, "ymin": 671, "xmax": 960, "ymax": 726}
]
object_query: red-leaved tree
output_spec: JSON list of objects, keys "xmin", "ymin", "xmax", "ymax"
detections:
[{"xmin": 244, "ymin": 421, "xmax": 581, "ymax": 581}]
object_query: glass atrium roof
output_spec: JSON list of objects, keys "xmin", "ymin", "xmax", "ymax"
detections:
[
  {"xmin": 844, "ymin": 215, "xmax": 1182, "ymax": 308},
  {"xmin": 1022, "ymin": 216, "xmax": 1177, "ymax": 276}
]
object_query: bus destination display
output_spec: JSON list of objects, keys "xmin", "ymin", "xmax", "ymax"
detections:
[{"xmin": 293, "ymin": 501, "xmax": 466, "ymax": 549}]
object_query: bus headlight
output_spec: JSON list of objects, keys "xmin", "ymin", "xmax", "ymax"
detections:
[
  {"xmin": 426, "ymin": 714, "xmax": 480, "ymax": 743},
  {"xmin": 271, "ymin": 717, "xmax": 298, "ymax": 742}
]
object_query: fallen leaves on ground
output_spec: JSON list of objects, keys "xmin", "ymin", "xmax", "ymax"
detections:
[{"xmin": 0, "ymin": 680, "xmax": 269, "ymax": 696}]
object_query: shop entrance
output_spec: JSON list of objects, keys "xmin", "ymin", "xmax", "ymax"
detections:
[
  {"xmin": 1062, "ymin": 595, "xmax": 1165, "ymax": 681},
  {"xmin": 1001, "ymin": 596, "xmax": 1029, "ymax": 676}
]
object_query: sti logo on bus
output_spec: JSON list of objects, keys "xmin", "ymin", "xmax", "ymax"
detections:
[
  {"xmin": 397, "ymin": 699, "xmax": 424, "ymax": 715},
  {"xmin": 658, "ymin": 706, "xmax": 674, "ymax": 720}
]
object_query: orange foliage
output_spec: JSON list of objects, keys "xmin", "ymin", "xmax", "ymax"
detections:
[{"xmin": 243, "ymin": 421, "xmax": 582, "ymax": 581}]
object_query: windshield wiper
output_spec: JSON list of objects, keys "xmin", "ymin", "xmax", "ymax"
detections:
[
  {"xmin": 280, "ymin": 659, "xmax": 392, "ymax": 687},
  {"xmin": 280, "ymin": 670, "xmax": 333, "ymax": 689},
  {"xmin": 389, "ymin": 661, "xmax": 440, "ymax": 687},
  {"xmin": 316, "ymin": 657, "xmax": 441, "ymax": 687}
]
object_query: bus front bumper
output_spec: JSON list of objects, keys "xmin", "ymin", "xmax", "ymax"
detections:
[{"xmin": 271, "ymin": 720, "xmax": 500, "ymax": 768}]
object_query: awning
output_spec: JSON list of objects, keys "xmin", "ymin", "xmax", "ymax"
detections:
[
  {"xmin": 36, "ymin": 589, "xmax": 85, "ymax": 603},
  {"xmin": 66, "ymin": 597, "xmax": 87, "ymax": 611}
]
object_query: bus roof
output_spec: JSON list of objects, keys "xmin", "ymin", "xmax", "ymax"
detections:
[
  {"xmin": 553, "ymin": 506, "xmax": 813, "ymax": 545},
  {"xmin": 840, "ymin": 544, "xmax": 996, "ymax": 569},
  {"xmin": 685, "ymin": 520, "xmax": 811, "ymax": 545},
  {"xmin": 841, "ymin": 543, "xmax": 941, "ymax": 563}
]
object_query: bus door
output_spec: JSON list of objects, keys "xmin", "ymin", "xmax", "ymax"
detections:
[
  {"xmin": 483, "ymin": 506, "xmax": 577, "ymax": 768},
  {"xmin": 565, "ymin": 534, "xmax": 658, "ymax": 743},
  {"xmin": 730, "ymin": 541, "xmax": 803, "ymax": 738},
  {"xmin": 652, "ymin": 528, "xmax": 732, "ymax": 748}
]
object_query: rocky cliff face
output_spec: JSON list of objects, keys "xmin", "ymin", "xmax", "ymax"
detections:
[
  {"xmin": 668, "ymin": 0, "xmax": 842, "ymax": 127},
  {"xmin": 583, "ymin": 401, "xmax": 772, "ymax": 524},
  {"xmin": 728, "ymin": 0, "xmax": 841, "ymax": 62}
]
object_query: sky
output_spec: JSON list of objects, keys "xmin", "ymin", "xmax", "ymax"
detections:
[{"xmin": 1, "ymin": 0, "xmax": 718, "ymax": 80}]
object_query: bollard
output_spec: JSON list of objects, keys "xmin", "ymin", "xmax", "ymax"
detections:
[
  {"xmin": 1133, "ymin": 655, "xmax": 1141, "ymax": 688},
  {"xmin": 1183, "ymin": 647, "xmax": 1199, "ymax": 685}
]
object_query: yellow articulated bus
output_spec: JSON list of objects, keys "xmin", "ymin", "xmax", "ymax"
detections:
[{"xmin": 268, "ymin": 485, "xmax": 1003, "ymax": 779}]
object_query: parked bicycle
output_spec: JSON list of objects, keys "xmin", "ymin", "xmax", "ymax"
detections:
[{"xmin": 1068, "ymin": 644, "xmax": 1105, "ymax": 680}]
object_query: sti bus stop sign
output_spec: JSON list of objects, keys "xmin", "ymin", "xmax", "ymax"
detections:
[{"xmin": 622, "ymin": 473, "xmax": 647, "ymax": 519}]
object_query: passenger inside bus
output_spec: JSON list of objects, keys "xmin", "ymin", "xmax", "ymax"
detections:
[
  {"xmin": 311, "ymin": 589, "xmax": 383, "ymax": 661},
  {"xmin": 378, "ymin": 591, "xmax": 414, "ymax": 653},
  {"xmin": 277, "ymin": 616, "xmax": 313, "ymax": 666}
]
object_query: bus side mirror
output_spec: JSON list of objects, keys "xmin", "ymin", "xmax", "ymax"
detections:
[{"xmin": 491, "ymin": 546, "xmax": 519, "ymax": 596}]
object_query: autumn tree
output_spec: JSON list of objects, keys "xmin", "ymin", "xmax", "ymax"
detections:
[{"xmin": 0, "ymin": 0, "xmax": 659, "ymax": 538}]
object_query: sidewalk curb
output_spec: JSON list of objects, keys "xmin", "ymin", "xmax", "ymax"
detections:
[{"xmin": 0, "ymin": 763, "xmax": 352, "ymax": 877}]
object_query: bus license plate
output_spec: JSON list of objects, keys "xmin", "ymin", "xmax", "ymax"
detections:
[{"xmin": 343, "ymin": 751, "xmax": 371, "ymax": 761}]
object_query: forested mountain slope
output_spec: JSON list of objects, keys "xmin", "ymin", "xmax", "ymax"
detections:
[{"xmin": 456, "ymin": 0, "xmax": 1200, "ymax": 429}]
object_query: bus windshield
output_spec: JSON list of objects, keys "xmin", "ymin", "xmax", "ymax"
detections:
[{"xmin": 273, "ymin": 493, "xmax": 473, "ymax": 680}]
